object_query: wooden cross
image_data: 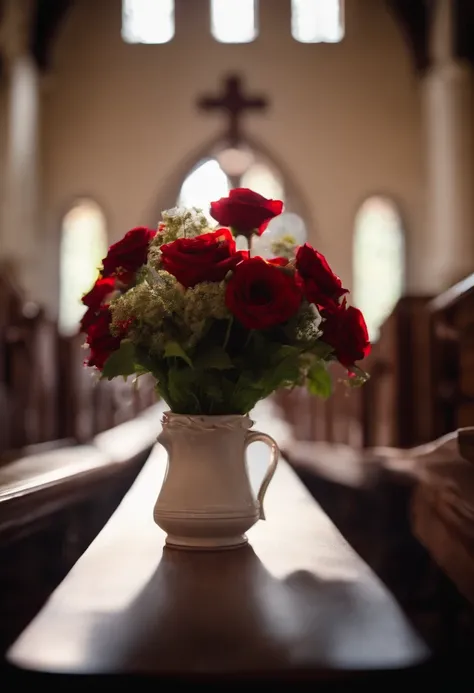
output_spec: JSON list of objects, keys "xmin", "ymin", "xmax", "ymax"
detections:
[{"xmin": 197, "ymin": 74, "xmax": 268, "ymax": 146}]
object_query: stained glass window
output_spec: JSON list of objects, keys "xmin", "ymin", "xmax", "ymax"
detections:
[
  {"xmin": 122, "ymin": 0, "xmax": 175, "ymax": 44},
  {"xmin": 59, "ymin": 200, "xmax": 107, "ymax": 336},
  {"xmin": 291, "ymin": 0, "xmax": 344, "ymax": 43},
  {"xmin": 353, "ymin": 197, "xmax": 405, "ymax": 341},
  {"xmin": 211, "ymin": 0, "xmax": 258, "ymax": 44}
]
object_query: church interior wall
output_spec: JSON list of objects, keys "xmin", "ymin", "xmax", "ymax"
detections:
[{"xmin": 38, "ymin": 0, "xmax": 424, "ymax": 315}]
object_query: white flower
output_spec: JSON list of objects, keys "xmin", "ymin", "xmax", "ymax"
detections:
[{"xmin": 252, "ymin": 213, "xmax": 307, "ymax": 259}]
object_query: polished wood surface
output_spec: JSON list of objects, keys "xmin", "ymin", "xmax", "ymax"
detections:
[
  {"xmin": 8, "ymin": 404, "xmax": 429, "ymax": 677},
  {"xmin": 0, "ymin": 405, "xmax": 163, "ymax": 530}
]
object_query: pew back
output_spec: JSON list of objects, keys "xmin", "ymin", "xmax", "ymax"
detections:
[{"xmin": 429, "ymin": 274, "xmax": 474, "ymax": 436}]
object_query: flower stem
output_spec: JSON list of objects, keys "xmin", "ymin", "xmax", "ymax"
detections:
[{"xmin": 223, "ymin": 316, "xmax": 233, "ymax": 349}]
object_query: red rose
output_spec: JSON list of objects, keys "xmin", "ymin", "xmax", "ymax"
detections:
[
  {"xmin": 210, "ymin": 188, "xmax": 283, "ymax": 239},
  {"xmin": 296, "ymin": 244, "xmax": 348, "ymax": 308},
  {"xmin": 160, "ymin": 228, "xmax": 246, "ymax": 288},
  {"xmin": 85, "ymin": 307, "xmax": 122, "ymax": 371},
  {"xmin": 268, "ymin": 257, "xmax": 290, "ymax": 267},
  {"xmin": 321, "ymin": 300, "xmax": 371, "ymax": 368},
  {"xmin": 80, "ymin": 277, "xmax": 116, "ymax": 332},
  {"xmin": 102, "ymin": 226, "xmax": 156, "ymax": 281},
  {"xmin": 225, "ymin": 257, "xmax": 302, "ymax": 330}
]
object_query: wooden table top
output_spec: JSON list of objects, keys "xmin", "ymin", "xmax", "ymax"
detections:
[{"xmin": 7, "ymin": 404, "xmax": 429, "ymax": 678}]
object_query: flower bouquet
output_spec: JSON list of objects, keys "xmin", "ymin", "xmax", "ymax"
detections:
[
  {"xmin": 80, "ymin": 188, "xmax": 370, "ymax": 550},
  {"xmin": 81, "ymin": 188, "xmax": 370, "ymax": 415}
]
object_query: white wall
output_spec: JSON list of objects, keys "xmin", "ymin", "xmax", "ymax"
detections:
[{"xmin": 38, "ymin": 0, "xmax": 424, "ymax": 314}]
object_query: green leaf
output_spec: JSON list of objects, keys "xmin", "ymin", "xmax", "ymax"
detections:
[
  {"xmin": 265, "ymin": 353, "xmax": 301, "ymax": 391},
  {"xmin": 167, "ymin": 367, "xmax": 199, "ymax": 411},
  {"xmin": 307, "ymin": 359, "xmax": 333, "ymax": 399},
  {"xmin": 269, "ymin": 344, "xmax": 301, "ymax": 365},
  {"xmin": 245, "ymin": 333, "xmax": 299, "ymax": 371},
  {"xmin": 164, "ymin": 341, "xmax": 193, "ymax": 367},
  {"xmin": 229, "ymin": 373, "xmax": 266, "ymax": 414},
  {"xmin": 194, "ymin": 345, "xmax": 234, "ymax": 371},
  {"xmin": 312, "ymin": 340, "xmax": 334, "ymax": 360},
  {"xmin": 101, "ymin": 340, "xmax": 137, "ymax": 381},
  {"xmin": 133, "ymin": 364, "xmax": 150, "ymax": 376}
]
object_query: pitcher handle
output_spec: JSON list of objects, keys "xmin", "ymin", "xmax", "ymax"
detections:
[{"xmin": 245, "ymin": 431, "xmax": 280, "ymax": 521}]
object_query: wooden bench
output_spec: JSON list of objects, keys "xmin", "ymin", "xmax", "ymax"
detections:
[
  {"xmin": 0, "ymin": 265, "xmax": 157, "ymax": 461},
  {"xmin": 280, "ymin": 425, "xmax": 474, "ymax": 652},
  {"xmin": 0, "ymin": 404, "xmax": 163, "ymax": 656},
  {"xmin": 6, "ymin": 402, "xmax": 429, "ymax": 683}
]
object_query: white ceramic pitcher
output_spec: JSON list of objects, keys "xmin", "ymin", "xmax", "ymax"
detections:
[{"xmin": 153, "ymin": 412, "xmax": 280, "ymax": 550}]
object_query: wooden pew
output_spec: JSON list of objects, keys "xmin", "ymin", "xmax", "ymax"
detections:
[
  {"xmin": 279, "ymin": 424, "xmax": 474, "ymax": 654},
  {"xmin": 274, "ymin": 363, "xmax": 364, "ymax": 447},
  {"xmin": 0, "ymin": 268, "xmax": 160, "ymax": 656},
  {"xmin": 429, "ymin": 273, "xmax": 474, "ymax": 437},
  {"xmin": 0, "ymin": 403, "xmax": 164, "ymax": 657},
  {"xmin": 410, "ymin": 428, "xmax": 474, "ymax": 610},
  {"xmin": 361, "ymin": 296, "xmax": 434, "ymax": 448},
  {"xmin": 0, "ymin": 267, "xmax": 157, "ymax": 461},
  {"xmin": 275, "ymin": 297, "xmax": 434, "ymax": 450}
]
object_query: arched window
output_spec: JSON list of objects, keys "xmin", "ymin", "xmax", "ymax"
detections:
[
  {"xmin": 59, "ymin": 199, "xmax": 108, "ymax": 336},
  {"xmin": 291, "ymin": 0, "xmax": 344, "ymax": 43},
  {"xmin": 177, "ymin": 159, "xmax": 231, "ymax": 222},
  {"xmin": 177, "ymin": 154, "xmax": 292, "ymax": 251},
  {"xmin": 178, "ymin": 152, "xmax": 285, "ymax": 208},
  {"xmin": 122, "ymin": 0, "xmax": 175, "ymax": 44},
  {"xmin": 176, "ymin": 151, "xmax": 309, "ymax": 252},
  {"xmin": 211, "ymin": 0, "xmax": 258, "ymax": 44},
  {"xmin": 353, "ymin": 196, "xmax": 405, "ymax": 341}
]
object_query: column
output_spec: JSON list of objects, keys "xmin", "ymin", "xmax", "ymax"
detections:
[
  {"xmin": 421, "ymin": 0, "xmax": 474, "ymax": 292},
  {"xmin": 1, "ymin": 0, "xmax": 40, "ymax": 299}
]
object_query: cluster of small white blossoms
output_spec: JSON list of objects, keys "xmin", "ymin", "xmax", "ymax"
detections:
[{"xmin": 110, "ymin": 208, "xmax": 229, "ymax": 355}]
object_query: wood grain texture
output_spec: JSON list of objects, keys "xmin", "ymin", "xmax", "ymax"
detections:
[{"xmin": 7, "ymin": 404, "xmax": 429, "ymax": 678}]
